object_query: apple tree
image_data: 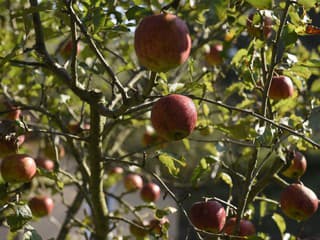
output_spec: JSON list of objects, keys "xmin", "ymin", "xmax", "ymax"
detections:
[{"xmin": 0, "ymin": 0, "xmax": 320, "ymax": 239}]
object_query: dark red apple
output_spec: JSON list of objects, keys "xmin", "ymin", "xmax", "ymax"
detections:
[
  {"xmin": 151, "ymin": 94, "xmax": 197, "ymax": 141},
  {"xmin": 282, "ymin": 150, "xmax": 307, "ymax": 179},
  {"xmin": 60, "ymin": 39, "xmax": 80, "ymax": 59},
  {"xmin": 0, "ymin": 154, "xmax": 37, "ymax": 183},
  {"xmin": 189, "ymin": 200, "xmax": 226, "ymax": 233},
  {"xmin": 140, "ymin": 182, "xmax": 161, "ymax": 203},
  {"xmin": 35, "ymin": 156, "xmax": 55, "ymax": 172},
  {"xmin": 280, "ymin": 183, "xmax": 318, "ymax": 221},
  {"xmin": 247, "ymin": 13, "xmax": 273, "ymax": 39},
  {"xmin": 223, "ymin": 217, "xmax": 256, "ymax": 237},
  {"xmin": 268, "ymin": 75, "xmax": 294, "ymax": 100},
  {"xmin": 124, "ymin": 173, "xmax": 143, "ymax": 191},
  {"xmin": 149, "ymin": 217, "xmax": 169, "ymax": 235},
  {"xmin": 28, "ymin": 195, "xmax": 54, "ymax": 218},
  {"xmin": 205, "ymin": 44, "xmax": 223, "ymax": 66},
  {"xmin": 134, "ymin": 13, "xmax": 191, "ymax": 72}
]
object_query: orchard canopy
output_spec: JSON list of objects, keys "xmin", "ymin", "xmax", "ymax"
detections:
[{"xmin": 0, "ymin": 0, "xmax": 320, "ymax": 240}]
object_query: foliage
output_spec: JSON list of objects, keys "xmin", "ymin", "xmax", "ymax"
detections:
[{"xmin": 0, "ymin": 0, "xmax": 320, "ymax": 239}]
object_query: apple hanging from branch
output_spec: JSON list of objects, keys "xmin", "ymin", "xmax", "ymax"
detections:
[
  {"xmin": 189, "ymin": 200, "xmax": 226, "ymax": 233},
  {"xmin": 280, "ymin": 183, "xmax": 318, "ymax": 221},
  {"xmin": 134, "ymin": 13, "xmax": 191, "ymax": 72},
  {"xmin": 151, "ymin": 94, "xmax": 197, "ymax": 141}
]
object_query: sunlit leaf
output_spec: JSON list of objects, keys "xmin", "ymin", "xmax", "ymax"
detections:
[{"xmin": 272, "ymin": 213, "xmax": 286, "ymax": 236}]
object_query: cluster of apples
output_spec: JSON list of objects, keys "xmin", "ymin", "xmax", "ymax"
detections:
[
  {"xmin": 189, "ymin": 200, "xmax": 256, "ymax": 237},
  {"xmin": 0, "ymin": 102, "xmax": 55, "ymax": 219},
  {"xmin": 279, "ymin": 150, "xmax": 318, "ymax": 221},
  {"xmin": 108, "ymin": 168, "xmax": 169, "ymax": 238}
]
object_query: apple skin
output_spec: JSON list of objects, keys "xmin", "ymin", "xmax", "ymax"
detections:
[
  {"xmin": 35, "ymin": 156, "xmax": 55, "ymax": 172},
  {"xmin": 223, "ymin": 217, "xmax": 256, "ymax": 237},
  {"xmin": 247, "ymin": 13, "xmax": 273, "ymax": 40},
  {"xmin": 108, "ymin": 166, "xmax": 124, "ymax": 175},
  {"xmin": 205, "ymin": 44, "xmax": 223, "ymax": 66},
  {"xmin": 28, "ymin": 195, "xmax": 54, "ymax": 218},
  {"xmin": 151, "ymin": 94, "xmax": 197, "ymax": 141},
  {"xmin": 189, "ymin": 200, "xmax": 226, "ymax": 233},
  {"xmin": 280, "ymin": 183, "xmax": 318, "ymax": 221},
  {"xmin": 140, "ymin": 182, "xmax": 161, "ymax": 203},
  {"xmin": 268, "ymin": 75, "xmax": 294, "ymax": 100},
  {"xmin": 282, "ymin": 151, "xmax": 307, "ymax": 179},
  {"xmin": 134, "ymin": 13, "xmax": 191, "ymax": 72},
  {"xmin": 124, "ymin": 173, "xmax": 143, "ymax": 191},
  {"xmin": 0, "ymin": 154, "xmax": 37, "ymax": 183},
  {"xmin": 60, "ymin": 39, "xmax": 80, "ymax": 59}
]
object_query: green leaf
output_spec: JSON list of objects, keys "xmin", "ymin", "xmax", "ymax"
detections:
[
  {"xmin": 297, "ymin": 0, "xmax": 317, "ymax": 10},
  {"xmin": 157, "ymin": 152, "xmax": 186, "ymax": 176},
  {"xmin": 282, "ymin": 25, "xmax": 298, "ymax": 47},
  {"xmin": 23, "ymin": 226, "xmax": 43, "ymax": 240},
  {"xmin": 219, "ymin": 172, "xmax": 233, "ymax": 187},
  {"xmin": 182, "ymin": 138, "xmax": 190, "ymax": 151},
  {"xmin": 7, "ymin": 204, "xmax": 32, "ymax": 232},
  {"xmin": 272, "ymin": 213, "xmax": 286, "ymax": 236},
  {"xmin": 245, "ymin": 0, "xmax": 273, "ymax": 9},
  {"xmin": 155, "ymin": 207, "xmax": 177, "ymax": 218},
  {"xmin": 126, "ymin": 6, "xmax": 152, "ymax": 22}
]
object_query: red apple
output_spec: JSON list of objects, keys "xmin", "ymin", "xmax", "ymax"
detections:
[
  {"xmin": 247, "ymin": 13, "xmax": 273, "ymax": 39},
  {"xmin": 134, "ymin": 13, "xmax": 191, "ymax": 72},
  {"xmin": 282, "ymin": 150, "xmax": 307, "ymax": 179},
  {"xmin": 189, "ymin": 200, "xmax": 226, "ymax": 233},
  {"xmin": 268, "ymin": 75, "xmax": 294, "ymax": 100},
  {"xmin": 280, "ymin": 183, "xmax": 318, "ymax": 221},
  {"xmin": 205, "ymin": 44, "xmax": 223, "ymax": 66},
  {"xmin": 60, "ymin": 39, "xmax": 80, "ymax": 59},
  {"xmin": 35, "ymin": 156, "xmax": 55, "ymax": 172},
  {"xmin": 28, "ymin": 195, "xmax": 54, "ymax": 218},
  {"xmin": 151, "ymin": 94, "xmax": 197, "ymax": 141},
  {"xmin": 124, "ymin": 173, "xmax": 143, "ymax": 191},
  {"xmin": 108, "ymin": 166, "xmax": 124, "ymax": 175},
  {"xmin": 149, "ymin": 217, "xmax": 169, "ymax": 235},
  {"xmin": 223, "ymin": 217, "xmax": 256, "ymax": 237},
  {"xmin": 140, "ymin": 182, "xmax": 161, "ymax": 203},
  {"xmin": 0, "ymin": 154, "xmax": 37, "ymax": 183}
]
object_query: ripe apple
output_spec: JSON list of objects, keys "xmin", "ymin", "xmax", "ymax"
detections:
[
  {"xmin": 247, "ymin": 13, "xmax": 273, "ymax": 39},
  {"xmin": 108, "ymin": 166, "xmax": 124, "ymax": 175},
  {"xmin": 223, "ymin": 217, "xmax": 256, "ymax": 237},
  {"xmin": 149, "ymin": 217, "xmax": 169, "ymax": 235},
  {"xmin": 268, "ymin": 75, "xmax": 294, "ymax": 100},
  {"xmin": 282, "ymin": 150, "xmax": 307, "ymax": 179},
  {"xmin": 124, "ymin": 173, "xmax": 143, "ymax": 191},
  {"xmin": 35, "ymin": 156, "xmax": 55, "ymax": 172},
  {"xmin": 189, "ymin": 200, "xmax": 226, "ymax": 233},
  {"xmin": 60, "ymin": 39, "xmax": 80, "ymax": 59},
  {"xmin": 280, "ymin": 183, "xmax": 318, "ymax": 221},
  {"xmin": 205, "ymin": 44, "xmax": 223, "ymax": 66},
  {"xmin": 140, "ymin": 182, "xmax": 161, "ymax": 203},
  {"xmin": 0, "ymin": 154, "xmax": 37, "ymax": 183},
  {"xmin": 134, "ymin": 13, "xmax": 191, "ymax": 72},
  {"xmin": 151, "ymin": 94, "xmax": 197, "ymax": 141},
  {"xmin": 28, "ymin": 195, "xmax": 54, "ymax": 218}
]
